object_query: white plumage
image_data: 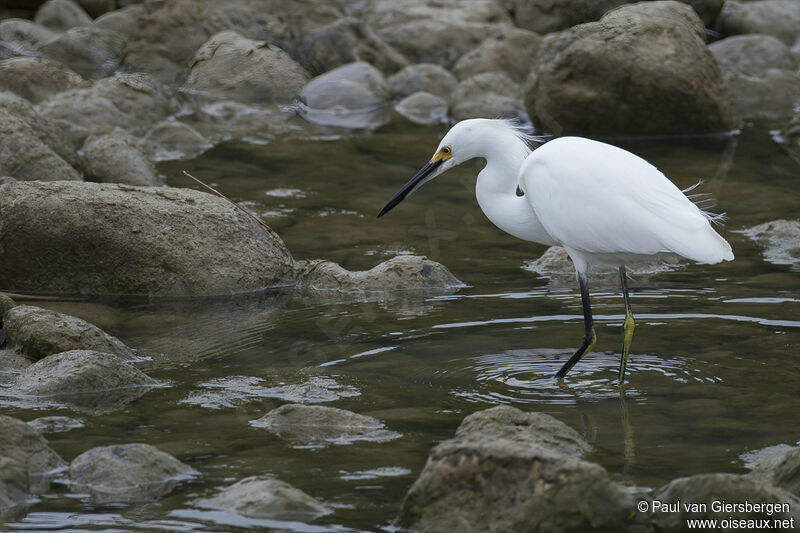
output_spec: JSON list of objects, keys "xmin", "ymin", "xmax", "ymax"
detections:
[{"xmin": 378, "ymin": 118, "xmax": 734, "ymax": 381}]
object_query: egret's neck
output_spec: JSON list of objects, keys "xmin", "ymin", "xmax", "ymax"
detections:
[{"xmin": 475, "ymin": 133, "xmax": 556, "ymax": 246}]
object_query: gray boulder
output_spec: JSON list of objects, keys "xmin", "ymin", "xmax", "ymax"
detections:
[
  {"xmin": 250, "ymin": 404, "xmax": 402, "ymax": 447},
  {"xmin": 710, "ymin": 35, "xmax": 798, "ymax": 77},
  {"xmin": 0, "ymin": 181, "xmax": 296, "ymax": 296},
  {"xmin": 0, "ymin": 456, "xmax": 29, "ymax": 517},
  {"xmin": 0, "ymin": 415, "xmax": 65, "ymax": 493},
  {"xmin": 397, "ymin": 405, "xmax": 646, "ymax": 532},
  {"xmin": 0, "ymin": 19, "xmax": 57, "ymax": 59},
  {"xmin": 34, "ymin": 0, "xmax": 92, "ymax": 32},
  {"xmin": 299, "ymin": 61, "xmax": 392, "ymax": 128},
  {"xmin": 184, "ymin": 30, "xmax": 309, "ymax": 103},
  {"xmin": 453, "ymin": 28, "xmax": 542, "ymax": 83},
  {"xmin": 295, "ymin": 255, "xmax": 463, "ymax": 292},
  {"xmin": 741, "ymin": 220, "xmax": 800, "ymax": 267},
  {"xmin": 197, "ymin": 475, "xmax": 332, "ymax": 521},
  {"xmin": 524, "ymin": 245, "xmax": 679, "ymax": 279},
  {"xmin": 0, "ymin": 57, "xmax": 85, "ymax": 104},
  {"xmin": 139, "ymin": 120, "xmax": 212, "ymax": 162},
  {"xmin": 450, "ymin": 72, "xmax": 527, "ymax": 121},
  {"xmin": 394, "ymin": 92, "xmax": 448, "ymax": 126},
  {"xmin": 388, "ymin": 63, "xmax": 458, "ymax": 99},
  {"xmin": 81, "ymin": 129, "xmax": 159, "ymax": 186},
  {"xmin": 651, "ymin": 473, "xmax": 800, "ymax": 530},
  {"xmin": 69, "ymin": 443, "xmax": 197, "ymax": 504},
  {"xmin": 3, "ymin": 305, "xmax": 137, "ymax": 361},
  {"xmin": 40, "ymin": 26, "xmax": 125, "ymax": 79},
  {"xmin": 508, "ymin": 0, "xmax": 629, "ymax": 34},
  {"xmin": 526, "ymin": 1, "xmax": 738, "ymax": 136},
  {"xmin": 718, "ymin": 0, "xmax": 800, "ymax": 46},
  {"xmin": 0, "ymin": 292, "xmax": 16, "ymax": 321},
  {"xmin": 749, "ymin": 446, "xmax": 800, "ymax": 496}
]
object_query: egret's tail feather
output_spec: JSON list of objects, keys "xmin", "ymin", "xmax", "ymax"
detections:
[{"xmin": 682, "ymin": 179, "xmax": 727, "ymax": 226}]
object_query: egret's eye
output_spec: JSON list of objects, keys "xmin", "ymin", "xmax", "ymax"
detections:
[{"xmin": 442, "ymin": 147, "xmax": 451, "ymax": 155}]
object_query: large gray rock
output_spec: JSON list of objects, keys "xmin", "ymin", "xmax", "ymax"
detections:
[
  {"xmin": 397, "ymin": 405, "xmax": 646, "ymax": 532},
  {"xmin": 0, "ymin": 292, "xmax": 17, "ymax": 321},
  {"xmin": 0, "ymin": 181, "xmax": 296, "ymax": 296},
  {"xmin": 197, "ymin": 475, "xmax": 332, "ymax": 521},
  {"xmin": 526, "ymin": 1, "xmax": 738, "ymax": 136},
  {"xmin": 0, "ymin": 19, "xmax": 57, "ymax": 59},
  {"xmin": 295, "ymin": 255, "xmax": 463, "ymax": 292},
  {"xmin": 250, "ymin": 404, "xmax": 402, "ymax": 447},
  {"xmin": 394, "ymin": 91, "xmax": 448, "ymax": 126},
  {"xmin": 508, "ymin": 0, "xmax": 629, "ymax": 34},
  {"xmin": 0, "ymin": 57, "xmax": 85, "ymax": 104},
  {"xmin": 741, "ymin": 220, "xmax": 800, "ymax": 268},
  {"xmin": 710, "ymin": 35, "xmax": 798, "ymax": 77},
  {"xmin": 81, "ymin": 129, "xmax": 159, "ymax": 186},
  {"xmin": 0, "ymin": 456, "xmax": 29, "ymax": 517},
  {"xmin": 184, "ymin": 30, "xmax": 309, "ymax": 103},
  {"xmin": 718, "ymin": 0, "xmax": 800, "ymax": 46},
  {"xmin": 69, "ymin": 443, "xmax": 197, "ymax": 504},
  {"xmin": 450, "ymin": 72, "xmax": 527, "ymax": 121},
  {"xmin": 453, "ymin": 28, "xmax": 542, "ymax": 83},
  {"xmin": 36, "ymin": 73, "xmax": 177, "ymax": 147},
  {"xmin": 749, "ymin": 446, "xmax": 800, "ymax": 497},
  {"xmin": 34, "ymin": 0, "xmax": 92, "ymax": 32},
  {"xmin": 388, "ymin": 63, "xmax": 458, "ymax": 99},
  {"xmin": 3, "ymin": 305, "xmax": 137, "ymax": 361},
  {"xmin": 40, "ymin": 26, "xmax": 125, "ymax": 79},
  {"xmin": 651, "ymin": 473, "xmax": 800, "ymax": 530},
  {"xmin": 0, "ymin": 415, "xmax": 65, "ymax": 493}
]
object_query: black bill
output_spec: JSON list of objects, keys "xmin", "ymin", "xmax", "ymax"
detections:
[{"xmin": 377, "ymin": 158, "xmax": 443, "ymax": 218}]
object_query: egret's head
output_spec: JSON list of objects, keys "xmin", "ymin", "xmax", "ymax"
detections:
[{"xmin": 377, "ymin": 120, "xmax": 482, "ymax": 218}]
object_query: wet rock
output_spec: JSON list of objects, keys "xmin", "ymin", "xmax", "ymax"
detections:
[
  {"xmin": 139, "ymin": 120, "xmax": 212, "ymax": 162},
  {"xmin": 0, "ymin": 292, "xmax": 16, "ymax": 321},
  {"xmin": 776, "ymin": 112, "xmax": 800, "ymax": 165},
  {"xmin": 0, "ymin": 349, "xmax": 31, "ymax": 386},
  {"xmin": 453, "ymin": 28, "xmax": 542, "ymax": 83},
  {"xmin": 37, "ymin": 72, "xmax": 177, "ymax": 147},
  {"xmin": 394, "ymin": 92, "xmax": 448, "ymax": 126},
  {"xmin": 397, "ymin": 405, "xmax": 645, "ymax": 532},
  {"xmin": 40, "ymin": 26, "xmax": 125, "ymax": 79},
  {"xmin": 0, "ymin": 415, "xmax": 66, "ymax": 493},
  {"xmin": 0, "ymin": 19, "xmax": 57, "ymax": 59},
  {"xmin": 27, "ymin": 415, "xmax": 85, "ymax": 434},
  {"xmin": 3, "ymin": 305, "xmax": 137, "ymax": 361},
  {"xmin": 197, "ymin": 475, "xmax": 332, "ymax": 521},
  {"xmin": 295, "ymin": 255, "xmax": 463, "ymax": 292},
  {"xmin": 250, "ymin": 404, "xmax": 401, "ymax": 447},
  {"xmin": 184, "ymin": 30, "xmax": 309, "ymax": 103},
  {"xmin": 526, "ymin": 1, "xmax": 738, "ymax": 136},
  {"xmin": 388, "ymin": 63, "xmax": 457, "ymax": 99},
  {"xmin": 191, "ymin": 100, "xmax": 297, "ymax": 144},
  {"xmin": 81, "ymin": 129, "xmax": 159, "ymax": 186},
  {"xmin": 0, "ymin": 456, "xmax": 30, "ymax": 516},
  {"xmin": 523, "ymin": 246, "xmax": 680, "ymax": 279},
  {"xmin": 710, "ymin": 35, "xmax": 798, "ymax": 77},
  {"xmin": 366, "ymin": 0, "xmax": 510, "ymax": 68},
  {"xmin": 69, "ymin": 443, "xmax": 197, "ymax": 504},
  {"xmin": 450, "ymin": 72, "xmax": 527, "ymax": 121},
  {"xmin": 293, "ymin": 17, "xmax": 408, "ymax": 76},
  {"xmin": 741, "ymin": 220, "xmax": 800, "ymax": 268},
  {"xmin": 651, "ymin": 473, "xmax": 800, "ymax": 530},
  {"xmin": 0, "ymin": 57, "xmax": 84, "ymax": 104},
  {"xmin": 718, "ymin": 0, "xmax": 800, "ymax": 46},
  {"xmin": 11, "ymin": 350, "xmax": 158, "ymax": 412},
  {"xmin": 0, "ymin": 181, "xmax": 295, "ymax": 296},
  {"xmin": 299, "ymin": 61, "xmax": 392, "ymax": 128},
  {"xmin": 748, "ymin": 446, "xmax": 800, "ymax": 496},
  {"xmin": 508, "ymin": 0, "xmax": 628, "ymax": 34},
  {"xmin": 34, "ymin": 0, "xmax": 92, "ymax": 32}
]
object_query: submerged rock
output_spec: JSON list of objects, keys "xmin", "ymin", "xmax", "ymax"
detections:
[
  {"xmin": 69, "ymin": 443, "xmax": 197, "ymax": 504},
  {"xmin": 295, "ymin": 255, "xmax": 463, "ymax": 292},
  {"xmin": 741, "ymin": 220, "xmax": 800, "ymax": 268},
  {"xmin": 250, "ymin": 404, "xmax": 401, "ymax": 447},
  {"xmin": 394, "ymin": 92, "xmax": 448, "ymax": 126},
  {"xmin": 450, "ymin": 72, "xmax": 527, "ymax": 121},
  {"xmin": 11, "ymin": 350, "xmax": 158, "ymax": 412},
  {"xmin": 81, "ymin": 129, "xmax": 159, "ymax": 186},
  {"xmin": 34, "ymin": 0, "xmax": 92, "ymax": 32},
  {"xmin": 184, "ymin": 31, "xmax": 309, "ymax": 103},
  {"xmin": 139, "ymin": 120, "xmax": 212, "ymax": 162},
  {"xmin": 3, "ymin": 305, "xmax": 137, "ymax": 361},
  {"xmin": 397, "ymin": 405, "xmax": 644, "ymax": 532},
  {"xmin": 388, "ymin": 63, "xmax": 457, "ymax": 99},
  {"xmin": 27, "ymin": 415, "xmax": 85, "ymax": 434},
  {"xmin": 197, "ymin": 475, "xmax": 332, "ymax": 521},
  {"xmin": 0, "ymin": 415, "xmax": 65, "ymax": 494},
  {"xmin": 524, "ymin": 246, "xmax": 680, "ymax": 279},
  {"xmin": 0, "ymin": 181, "xmax": 295, "ymax": 296},
  {"xmin": 526, "ymin": 1, "xmax": 737, "ymax": 136},
  {"xmin": 0, "ymin": 57, "xmax": 85, "ymax": 104}
]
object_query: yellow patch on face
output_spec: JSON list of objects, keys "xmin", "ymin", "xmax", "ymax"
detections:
[{"xmin": 432, "ymin": 145, "xmax": 453, "ymax": 162}]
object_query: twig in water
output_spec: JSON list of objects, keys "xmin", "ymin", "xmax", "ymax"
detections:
[{"xmin": 182, "ymin": 170, "xmax": 272, "ymax": 232}]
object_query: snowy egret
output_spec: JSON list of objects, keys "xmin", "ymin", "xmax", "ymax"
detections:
[{"xmin": 378, "ymin": 119, "xmax": 733, "ymax": 382}]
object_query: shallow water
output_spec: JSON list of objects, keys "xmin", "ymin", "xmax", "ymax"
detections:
[{"xmin": 3, "ymin": 123, "xmax": 800, "ymax": 531}]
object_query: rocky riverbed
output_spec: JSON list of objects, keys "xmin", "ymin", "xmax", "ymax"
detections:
[{"xmin": 1, "ymin": 0, "xmax": 800, "ymax": 531}]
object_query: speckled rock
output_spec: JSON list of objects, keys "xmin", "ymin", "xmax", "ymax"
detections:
[
  {"xmin": 3, "ymin": 305, "xmax": 137, "ymax": 361},
  {"xmin": 0, "ymin": 181, "xmax": 295, "ymax": 296},
  {"xmin": 0, "ymin": 415, "xmax": 65, "ymax": 494},
  {"xmin": 0, "ymin": 19, "xmax": 57, "ymax": 59},
  {"xmin": 0, "ymin": 293, "xmax": 16, "ymax": 322},
  {"xmin": 40, "ymin": 26, "xmax": 125, "ymax": 79},
  {"xmin": 0, "ymin": 57, "xmax": 85, "ymax": 104},
  {"xmin": 184, "ymin": 30, "xmax": 309, "ymax": 103},
  {"xmin": 749, "ymin": 446, "xmax": 800, "ymax": 497},
  {"xmin": 741, "ymin": 220, "xmax": 800, "ymax": 268},
  {"xmin": 388, "ymin": 63, "xmax": 458, "ymax": 99},
  {"xmin": 295, "ymin": 255, "xmax": 463, "ymax": 292},
  {"xmin": 69, "ymin": 443, "xmax": 197, "ymax": 504},
  {"xmin": 453, "ymin": 28, "xmax": 542, "ymax": 83},
  {"xmin": 718, "ymin": 0, "xmax": 800, "ymax": 46},
  {"xmin": 450, "ymin": 72, "xmax": 527, "ymax": 121},
  {"xmin": 34, "ymin": 0, "xmax": 92, "ymax": 32},
  {"xmin": 394, "ymin": 91, "xmax": 448, "ymax": 126},
  {"xmin": 81, "ymin": 129, "xmax": 159, "ymax": 186},
  {"xmin": 197, "ymin": 476, "xmax": 332, "ymax": 521}
]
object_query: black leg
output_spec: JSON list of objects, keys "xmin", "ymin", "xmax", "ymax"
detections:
[
  {"xmin": 555, "ymin": 271, "xmax": 597, "ymax": 378},
  {"xmin": 619, "ymin": 266, "xmax": 636, "ymax": 383}
]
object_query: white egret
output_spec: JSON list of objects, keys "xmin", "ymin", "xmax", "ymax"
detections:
[{"xmin": 378, "ymin": 119, "xmax": 733, "ymax": 382}]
